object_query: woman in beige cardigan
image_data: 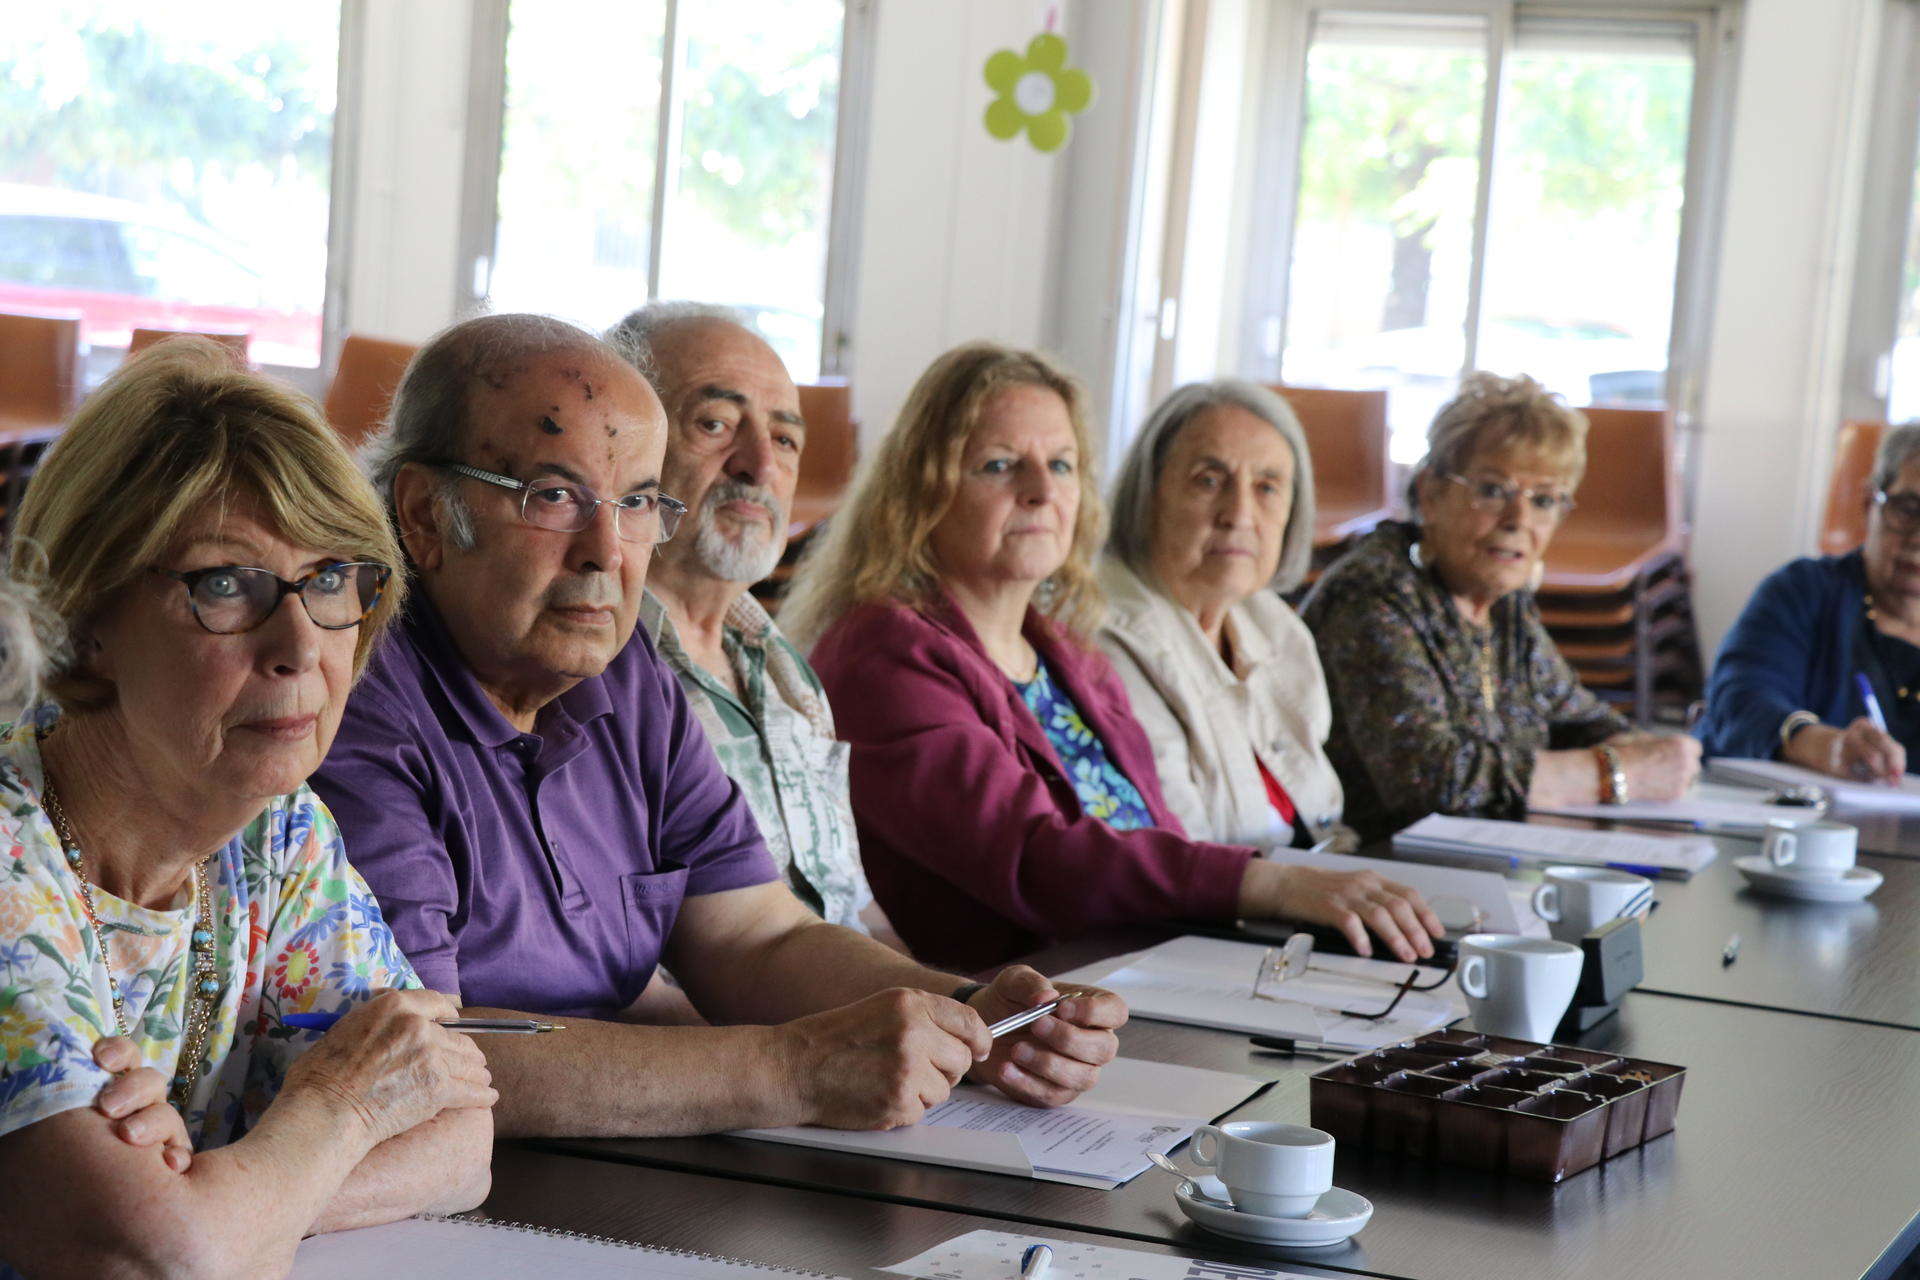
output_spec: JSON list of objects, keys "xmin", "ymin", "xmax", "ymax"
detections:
[{"xmin": 1098, "ymin": 380, "xmax": 1352, "ymax": 851}]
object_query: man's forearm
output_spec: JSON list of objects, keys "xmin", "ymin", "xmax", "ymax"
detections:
[
  {"xmin": 308, "ymin": 1107, "xmax": 494, "ymax": 1235},
  {"xmin": 465, "ymin": 1010, "xmax": 814, "ymax": 1138},
  {"xmin": 679, "ymin": 917, "xmax": 965, "ymax": 1025}
]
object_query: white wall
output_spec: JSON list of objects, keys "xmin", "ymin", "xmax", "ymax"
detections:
[
  {"xmin": 1689, "ymin": 0, "xmax": 1883, "ymax": 653},
  {"xmin": 336, "ymin": 0, "xmax": 477, "ymax": 347},
  {"xmin": 846, "ymin": 0, "xmax": 1068, "ymax": 441}
]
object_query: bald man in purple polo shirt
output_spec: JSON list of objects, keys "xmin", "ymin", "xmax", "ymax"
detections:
[{"xmin": 314, "ymin": 314, "xmax": 1125, "ymax": 1138}]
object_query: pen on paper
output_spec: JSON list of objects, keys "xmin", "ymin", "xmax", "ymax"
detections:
[
  {"xmin": 987, "ymin": 998, "xmax": 1063, "ymax": 1039},
  {"xmin": 283, "ymin": 1013, "xmax": 564, "ymax": 1034},
  {"xmin": 1019, "ymin": 1244, "xmax": 1053, "ymax": 1280},
  {"xmin": 1721, "ymin": 934, "xmax": 1740, "ymax": 967}
]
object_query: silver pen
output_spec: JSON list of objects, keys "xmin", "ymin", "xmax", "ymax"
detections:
[{"xmin": 987, "ymin": 998, "xmax": 1063, "ymax": 1038}]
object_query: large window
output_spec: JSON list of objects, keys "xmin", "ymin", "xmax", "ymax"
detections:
[
  {"xmin": 487, "ymin": 0, "xmax": 844, "ymax": 381},
  {"xmin": 1270, "ymin": 6, "xmax": 1708, "ymax": 461},
  {"xmin": 1889, "ymin": 145, "xmax": 1920, "ymax": 426},
  {"xmin": 0, "ymin": 2, "xmax": 340, "ymax": 368}
]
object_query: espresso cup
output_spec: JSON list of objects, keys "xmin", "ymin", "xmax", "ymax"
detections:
[
  {"xmin": 1187, "ymin": 1121, "xmax": 1334, "ymax": 1218},
  {"xmin": 1531, "ymin": 866, "xmax": 1653, "ymax": 943},
  {"xmin": 1762, "ymin": 819, "xmax": 1857, "ymax": 877},
  {"xmin": 1457, "ymin": 934, "xmax": 1584, "ymax": 1043}
]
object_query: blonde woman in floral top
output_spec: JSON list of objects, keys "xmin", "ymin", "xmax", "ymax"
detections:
[
  {"xmin": 1301, "ymin": 373, "xmax": 1700, "ymax": 841},
  {"xmin": 0, "ymin": 341, "xmax": 494, "ymax": 1279}
]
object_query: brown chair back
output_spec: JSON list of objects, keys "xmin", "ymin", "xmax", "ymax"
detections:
[
  {"xmin": 1557, "ymin": 406, "xmax": 1679, "ymax": 550},
  {"xmin": 790, "ymin": 380, "xmax": 858, "ymax": 531},
  {"xmin": 0, "ymin": 312, "xmax": 82, "ymax": 429},
  {"xmin": 1268, "ymin": 385, "xmax": 1392, "ymax": 542},
  {"xmin": 1819, "ymin": 419, "xmax": 1885, "ymax": 557},
  {"xmin": 128, "ymin": 328, "xmax": 251, "ymax": 364},
  {"xmin": 324, "ymin": 334, "xmax": 419, "ymax": 450}
]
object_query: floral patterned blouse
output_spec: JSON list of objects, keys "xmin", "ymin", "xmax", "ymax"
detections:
[
  {"xmin": 1300, "ymin": 521, "xmax": 1629, "ymax": 840},
  {"xmin": 0, "ymin": 717, "xmax": 421, "ymax": 1151},
  {"xmin": 1017, "ymin": 657, "xmax": 1156, "ymax": 831}
]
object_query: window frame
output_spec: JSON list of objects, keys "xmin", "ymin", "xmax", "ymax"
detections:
[
  {"xmin": 1231, "ymin": 0, "xmax": 1738, "ymax": 466},
  {"xmin": 454, "ymin": 0, "xmax": 868, "ymax": 380},
  {"xmin": 1841, "ymin": 0, "xmax": 1920, "ymax": 427}
]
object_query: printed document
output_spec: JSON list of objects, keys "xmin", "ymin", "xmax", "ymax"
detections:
[
  {"xmin": 884, "ymin": 1230, "xmax": 1328, "ymax": 1280},
  {"xmin": 735, "ymin": 1056, "xmax": 1262, "ymax": 1189}
]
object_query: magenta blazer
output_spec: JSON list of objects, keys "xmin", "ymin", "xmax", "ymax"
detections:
[{"xmin": 810, "ymin": 594, "xmax": 1254, "ymax": 971}]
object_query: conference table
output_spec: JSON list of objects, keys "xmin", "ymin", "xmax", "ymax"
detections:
[{"xmin": 477, "ymin": 812, "xmax": 1920, "ymax": 1280}]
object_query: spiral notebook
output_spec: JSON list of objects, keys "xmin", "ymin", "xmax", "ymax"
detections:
[{"xmin": 290, "ymin": 1215, "xmax": 847, "ymax": 1279}]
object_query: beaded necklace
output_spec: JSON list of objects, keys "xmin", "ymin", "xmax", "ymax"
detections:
[
  {"xmin": 1863, "ymin": 592, "xmax": 1920, "ymax": 705},
  {"xmin": 43, "ymin": 778, "xmax": 221, "ymax": 1112}
]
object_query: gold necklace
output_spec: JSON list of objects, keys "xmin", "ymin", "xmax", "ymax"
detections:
[
  {"xmin": 44, "ymin": 778, "xmax": 221, "ymax": 1112},
  {"xmin": 1474, "ymin": 634, "xmax": 1499, "ymax": 711},
  {"xmin": 1863, "ymin": 593, "xmax": 1920, "ymax": 702}
]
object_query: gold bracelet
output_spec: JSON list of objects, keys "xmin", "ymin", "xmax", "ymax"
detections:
[{"xmin": 1594, "ymin": 743, "xmax": 1628, "ymax": 805}]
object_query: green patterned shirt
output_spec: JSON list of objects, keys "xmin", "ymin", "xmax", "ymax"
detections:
[{"xmin": 642, "ymin": 592, "xmax": 874, "ymax": 932}]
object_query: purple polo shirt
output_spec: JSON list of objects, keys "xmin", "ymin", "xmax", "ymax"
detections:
[{"xmin": 312, "ymin": 594, "xmax": 778, "ymax": 1019}]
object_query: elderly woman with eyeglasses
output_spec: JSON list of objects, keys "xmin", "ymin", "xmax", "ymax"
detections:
[
  {"xmin": 1699, "ymin": 422, "xmax": 1920, "ymax": 782},
  {"xmin": 1096, "ymin": 381, "xmax": 1352, "ymax": 851},
  {"xmin": 0, "ymin": 341, "xmax": 494, "ymax": 1278},
  {"xmin": 1301, "ymin": 373, "xmax": 1701, "ymax": 841}
]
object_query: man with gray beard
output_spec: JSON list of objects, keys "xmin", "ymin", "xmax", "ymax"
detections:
[
  {"xmin": 608, "ymin": 302, "xmax": 896, "ymax": 943},
  {"xmin": 316, "ymin": 312, "xmax": 1127, "ymax": 1139}
]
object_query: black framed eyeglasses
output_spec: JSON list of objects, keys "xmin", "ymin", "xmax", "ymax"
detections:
[
  {"xmin": 153, "ymin": 562, "xmax": 392, "ymax": 635},
  {"xmin": 1873, "ymin": 488, "xmax": 1920, "ymax": 535},
  {"xmin": 437, "ymin": 462, "xmax": 687, "ymax": 545},
  {"xmin": 1443, "ymin": 472, "xmax": 1576, "ymax": 522},
  {"xmin": 1252, "ymin": 932, "xmax": 1460, "ymax": 1021}
]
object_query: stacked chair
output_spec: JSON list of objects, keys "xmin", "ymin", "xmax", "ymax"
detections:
[
  {"xmin": 1267, "ymin": 385, "xmax": 1394, "ymax": 589},
  {"xmin": 127, "ymin": 327, "xmax": 252, "ymax": 365},
  {"xmin": 1536, "ymin": 406, "xmax": 1703, "ymax": 724},
  {"xmin": 324, "ymin": 334, "xmax": 419, "ymax": 450},
  {"xmin": 757, "ymin": 379, "xmax": 858, "ymax": 611},
  {"xmin": 1817, "ymin": 419, "xmax": 1883, "ymax": 556}
]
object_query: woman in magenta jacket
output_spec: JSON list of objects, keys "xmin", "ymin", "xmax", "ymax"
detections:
[{"xmin": 782, "ymin": 342, "xmax": 1440, "ymax": 972}]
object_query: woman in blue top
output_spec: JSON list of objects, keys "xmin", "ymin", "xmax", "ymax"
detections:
[{"xmin": 1699, "ymin": 423, "xmax": 1920, "ymax": 781}]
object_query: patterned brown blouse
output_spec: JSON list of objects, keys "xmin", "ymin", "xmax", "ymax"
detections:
[{"xmin": 1300, "ymin": 521, "xmax": 1629, "ymax": 840}]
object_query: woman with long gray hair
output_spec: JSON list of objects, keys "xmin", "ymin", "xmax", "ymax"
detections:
[
  {"xmin": 1097, "ymin": 381, "xmax": 1352, "ymax": 850},
  {"xmin": 1700, "ymin": 421, "xmax": 1920, "ymax": 779}
]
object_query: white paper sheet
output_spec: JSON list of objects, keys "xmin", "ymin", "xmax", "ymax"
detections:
[
  {"xmin": 1707, "ymin": 757, "xmax": 1920, "ymax": 813},
  {"xmin": 734, "ymin": 1056, "xmax": 1263, "ymax": 1189},
  {"xmin": 291, "ymin": 1216, "xmax": 845, "ymax": 1279},
  {"xmin": 883, "ymin": 1230, "xmax": 1329, "ymax": 1280},
  {"xmin": 1057, "ymin": 935, "xmax": 1466, "ymax": 1050},
  {"xmin": 1534, "ymin": 778, "xmax": 1825, "ymax": 832},
  {"xmin": 1392, "ymin": 813, "xmax": 1717, "ymax": 877}
]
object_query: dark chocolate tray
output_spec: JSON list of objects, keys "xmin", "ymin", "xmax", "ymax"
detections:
[{"xmin": 1307, "ymin": 1030, "xmax": 1686, "ymax": 1182}]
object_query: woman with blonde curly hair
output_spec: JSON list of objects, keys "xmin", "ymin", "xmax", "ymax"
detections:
[
  {"xmin": 1301, "ymin": 372, "xmax": 1700, "ymax": 840},
  {"xmin": 791, "ymin": 342, "xmax": 1439, "ymax": 971}
]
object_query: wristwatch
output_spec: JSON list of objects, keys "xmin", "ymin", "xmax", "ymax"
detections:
[
  {"xmin": 949, "ymin": 981, "xmax": 987, "ymax": 1005},
  {"xmin": 1594, "ymin": 743, "xmax": 1629, "ymax": 805},
  {"xmin": 1778, "ymin": 710, "xmax": 1820, "ymax": 755}
]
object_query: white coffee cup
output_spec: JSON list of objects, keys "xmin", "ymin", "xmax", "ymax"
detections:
[
  {"xmin": 1457, "ymin": 934, "xmax": 1584, "ymax": 1043},
  {"xmin": 1531, "ymin": 866, "xmax": 1653, "ymax": 943},
  {"xmin": 1187, "ymin": 1121, "xmax": 1334, "ymax": 1218},
  {"xmin": 1763, "ymin": 820, "xmax": 1857, "ymax": 877}
]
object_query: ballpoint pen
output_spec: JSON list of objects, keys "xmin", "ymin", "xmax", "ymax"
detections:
[
  {"xmin": 1858, "ymin": 673, "xmax": 1891, "ymax": 734},
  {"xmin": 988, "ymin": 998, "xmax": 1062, "ymax": 1038},
  {"xmin": 1721, "ymin": 934, "xmax": 1740, "ymax": 967},
  {"xmin": 284, "ymin": 1013, "xmax": 564, "ymax": 1034},
  {"xmin": 1247, "ymin": 1034, "xmax": 1350, "ymax": 1060}
]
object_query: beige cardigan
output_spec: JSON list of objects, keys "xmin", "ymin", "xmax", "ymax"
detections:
[{"xmin": 1095, "ymin": 556, "xmax": 1346, "ymax": 847}]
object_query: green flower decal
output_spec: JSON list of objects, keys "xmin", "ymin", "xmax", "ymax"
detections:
[{"xmin": 983, "ymin": 33, "xmax": 1094, "ymax": 154}]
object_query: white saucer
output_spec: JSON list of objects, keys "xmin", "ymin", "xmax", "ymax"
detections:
[
  {"xmin": 1174, "ymin": 1182, "xmax": 1372, "ymax": 1248},
  {"xmin": 1733, "ymin": 855, "xmax": 1882, "ymax": 902}
]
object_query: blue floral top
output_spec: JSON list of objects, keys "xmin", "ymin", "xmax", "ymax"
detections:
[{"xmin": 1018, "ymin": 657, "xmax": 1155, "ymax": 831}]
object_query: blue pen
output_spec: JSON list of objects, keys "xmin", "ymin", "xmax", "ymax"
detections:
[
  {"xmin": 1604, "ymin": 861, "xmax": 1668, "ymax": 879},
  {"xmin": 1857, "ymin": 673, "xmax": 1891, "ymax": 734},
  {"xmin": 1019, "ymin": 1244, "xmax": 1053, "ymax": 1280},
  {"xmin": 283, "ymin": 1012, "xmax": 562, "ymax": 1034}
]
